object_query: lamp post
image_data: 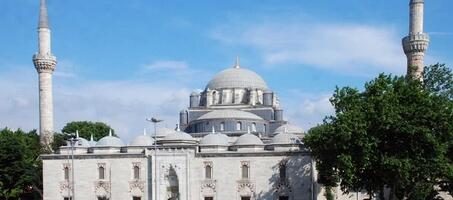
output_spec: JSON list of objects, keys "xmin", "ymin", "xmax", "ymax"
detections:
[
  {"xmin": 146, "ymin": 117, "xmax": 163, "ymax": 200},
  {"xmin": 67, "ymin": 133, "xmax": 79, "ymax": 200}
]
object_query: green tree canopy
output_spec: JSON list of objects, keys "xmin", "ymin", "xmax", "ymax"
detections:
[
  {"xmin": 0, "ymin": 128, "xmax": 42, "ymax": 200},
  {"xmin": 304, "ymin": 64, "xmax": 453, "ymax": 199},
  {"xmin": 61, "ymin": 121, "xmax": 115, "ymax": 141}
]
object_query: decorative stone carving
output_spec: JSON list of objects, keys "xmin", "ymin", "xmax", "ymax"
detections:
[
  {"xmin": 237, "ymin": 179, "xmax": 256, "ymax": 193},
  {"xmin": 94, "ymin": 180, "xmax": 111, "ymax": 198},
  {"xmin": 201, "ymin": 179, "xmax": 217, "ymax": 193},
  {"xmin": 129, "ymin": 180, "xmax": 145, "ymax": 197},
  {"xmin": 59, "ymin": 181, "xmax": 72, "ymax": 196}
]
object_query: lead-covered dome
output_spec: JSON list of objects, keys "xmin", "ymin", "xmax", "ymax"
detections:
[
  {"xmin": 96, "ymin": 130, "xmax": 125, "ymax": 147},
  {"xmin": 271, "ymin": 133, "xmax": 300, "ymax": 144},
  {"xmin": 274, "ymin": 124, "xmax": 304, "ymax": 135},
  {"xmin": 130, "ymin": 130, "xmax": 155, "ymax": 146},
  {"xmin": 200, "ymin": 133, "xmax": 229, "ymax": 146},
  {"xmin": 234, "ymin": 132, "xmax": 264, "ymax": 146},
  {"xmin": 206, "ymin": 66, "xmax": 268, "ymax": 90},
  {"xmin": 198, "ymin": 110, "xmax": 263, "ymax": 120}
]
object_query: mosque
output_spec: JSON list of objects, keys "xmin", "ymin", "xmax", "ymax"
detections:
[{"xmin": 38, "ymin": 0, "xmax": 432, "ymax": 200}]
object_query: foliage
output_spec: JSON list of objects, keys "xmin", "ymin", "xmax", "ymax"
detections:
[
  {"xmin": 324, "ymin": 186, "xmax": 334, "ymax": 200},
  {"xmin": 304, "ymin": 64, "xmax": 453, "ymax": 199},
  {"xmin": 0, "ymin": 128, "xmax": 42, "ymax": 200},
  {"xmin": 61, "ymin": 121, "xmax": 114, "ymax": 141}
]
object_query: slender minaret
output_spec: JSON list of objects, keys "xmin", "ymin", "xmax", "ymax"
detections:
[
  {"xmin": 33, "ymin": 0, "xmax": 57, "ymax": 149},
  {"xmin": 402, "ymin": 0, "xmax": 429, "ymax": 78}
]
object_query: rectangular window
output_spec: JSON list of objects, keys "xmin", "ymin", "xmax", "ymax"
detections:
[
  {"xmin": 279, "ymin": 196, "xmax": 289, "ymax": 200},
  {"xmin": 99, "ymin": 166, "xmax": 105, "ymax": 180},
  {"xmin": 241, "ymin": 164, "xmax": 249, "ymax": 179},
  {"xmin": 204, "ymin": 197, "xmax": 214, "ymax": 200},
  {"xmin": 205, "ymin": 165, "xmax": 212, "ymax": 179},
  {"xmin": 241, "ymin": 197, "xmax": 251, "ymax": 200},
  {"xmin": 236, "ymin": 122, "xmax": 242, "ymax": 131},
  {"xmin": 133, "ymin": 166, "xmax": 140, "ymax": 180},
  {"xmin": 133, "ymin": 197, "xmax": 141, "ymax": 200}
]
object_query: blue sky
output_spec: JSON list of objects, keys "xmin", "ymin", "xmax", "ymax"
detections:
[{"xmin": 1, "ymin": 0, "xmax": 452, "ymax": 141}]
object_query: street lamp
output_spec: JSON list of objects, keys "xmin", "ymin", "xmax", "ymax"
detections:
[
  {"xmin": 146, "ymin": 117, "xmax": 163, "ymax": 200},
  {"xmin": 67, "ymin": 133, "xmax": 79, "ymax": 200}
]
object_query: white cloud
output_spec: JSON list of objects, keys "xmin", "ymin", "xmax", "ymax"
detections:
[
  {"xmin": 281, "ymin": 91, "xmax": 334, "ymax": 131},
  {"xmin": 0, "ymin": 64, "xmax": 191, "ymax": 143},
  {"xmin": 211, "ymin": 19, "xmax": 406, "ymax": 75},
  {"xmin": 144, "ymin": 60, "xmax": 189, "ymax": 71}
]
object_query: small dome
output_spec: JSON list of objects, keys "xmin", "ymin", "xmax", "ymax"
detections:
[
  {"xmin": 200, "ymin": 133, "xmax": 229, "ymax": 146},
  {"xmin": 197, "ymin": 110, "xmax": 263, "ymax": 121},
  {"xmin": 71, "ymin": 137, "xmax": 90, "ymax": 147},
  {"xmin": 235, "ymin": 133, "xmax": 263, "ymax": 146},
  {"xmin": 274, "ymin": 124, "xmax": 304, "ymax": 135},
  {"xmin": 130, "ymin": 135, "xmax": 155, "ymax": 146},
  {"xmin": 88, "ymin": 135, "xmax": 97, "ymax": 147},
  {"xmin": 271, "ymin": 133, "xmax": 300, "ymax": 144},
  {"xmin": 206, "ymin": 66, "xmax": 268, "ymax": 90},
  {"xmin": 96, "ymin": 130, "xmax": 125, "ymax": 147},
  {"xmin": 154, "ymin": 127, "xmax": 177, "ymax": 138},
  {"xmin": 163, "ymin": 130, "xmax": 194, "ymax": 141}
]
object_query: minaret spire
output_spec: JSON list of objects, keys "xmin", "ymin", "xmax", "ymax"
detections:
[
  {"xmin": 39, "ymin": 0, "xmax": 49, "ymax": 29},
  {"xmin": 402, "ymin": 0, "xmax": 429, "ymax": 79},
  {"xmin": 33, "ymin": 0, "xmax": 57, "ymax": 150}
]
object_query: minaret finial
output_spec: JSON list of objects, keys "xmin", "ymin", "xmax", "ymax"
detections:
[
  {"xmin": 176, "ymin": 124, "xmax": 181, "ymax": 132},
  {"xmin": 76, "ymin": 130, "xmax": 79, "ymax": 138},
  {"xmin": 234, "ymin": 56, "xmax": 240, "ymax": 68},
  {"xmin": 39, "ymin": 0, "xmax": 50, "ymax": 28},
  {"xmin": 90, "ymin": 134, "xmax": 94, "ymax": 141},
  {"xmin": 109, "ymin": 129, "xmax": 112, "ymax": 137}
]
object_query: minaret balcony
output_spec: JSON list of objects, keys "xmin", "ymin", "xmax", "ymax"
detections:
[
  {"xmin": 33, "ymin": 53, "xmax": 57, "ymax": 73},
  {"xmin": 402, "ymin": 33, "xmax": 429, "ymax": 53}
]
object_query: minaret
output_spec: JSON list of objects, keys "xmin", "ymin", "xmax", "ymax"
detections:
[
  {"xmin": 33, "ymin": 0, "xmax": 57, "ymax": 149},
  {"xmin": 402, "ymin": 0, "xmax": 429, "ymax": 78}
]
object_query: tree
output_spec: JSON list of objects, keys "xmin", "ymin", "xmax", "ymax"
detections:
[
  {"xmin": 304, "ymin": 64, "xmax": 453, "ymax": 199},
  {"xmin": 0, "ymin": 128, "xmax": 42, "ymax": 200},
  {"xmin": 61, "ymin": 121, "xmax": 114, "ymax": 141}
]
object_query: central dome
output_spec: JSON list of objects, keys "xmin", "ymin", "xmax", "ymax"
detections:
[{"xmin": 206, "ymin": 65, "xmax": 268, "ymax": 90}]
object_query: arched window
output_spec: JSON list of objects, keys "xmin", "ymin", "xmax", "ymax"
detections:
[
  {"xmin": 263, "ymin": 124, "xmax": 267, "ymax": 132},
  {"xmin": 279, "ymin": 165, "xmax": 287, "ymax": 182},
  {"xmin": 220, "ymin": 122, "xmax": 225, "ymax": 131},
  {"xmin": 133, "ymin": 166, "xmax": 140, "ymax": 180},
  {"xmin": 98, "ymin": 166, "xmax": 105, "ymax": 180},
  {"xmin": 252, "ymin": 123, "xmax": 256, "ymax": 132},
  {"xmin": 205, "ymin": 165, "xmax": 212, "ymax": 179},
  {"xmin": 236, "ymin": 122, "xmax": 242, "ymax": 131},
  {"xmin": 64, "ymin": 167, "xmax": 69, "ymax": 180},
  {"xmin": 241, "ymin": 164, "xmax": 249, "ymax": 179}
]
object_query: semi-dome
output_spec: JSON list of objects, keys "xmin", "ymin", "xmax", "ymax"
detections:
[
  {"xmin": 200, "ymin": 133, "xmax": 229, "ymax": 146},
  {"xmin": 96, "ymin": 130, "xmax": 125, "ymax": 147},
  {"xmin": 234, "ymin": 132, "xmax": 264, "ymax": 146},
  {"xmin": 271, "ymin": 133, "xmax": 300, "ymax": 144},
  {"xmin": 274, "ymin": 124, "xmax": 304, "ymax": 135},
  {"xmin": 130, "ymin": 129, "xmax": 155, "ymax": 146},
  {"xmin": 206, "ymin": 65, "xmax": 268, "ymax": 90},
  {"xmin": 197, "ymin": 110, "xmax": 263, "ymax": 121}
]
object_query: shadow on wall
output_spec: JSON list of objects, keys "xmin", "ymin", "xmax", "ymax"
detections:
[{"xmin": 256, "ymin": 156, "xmax": 322, "ymax": 200}]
